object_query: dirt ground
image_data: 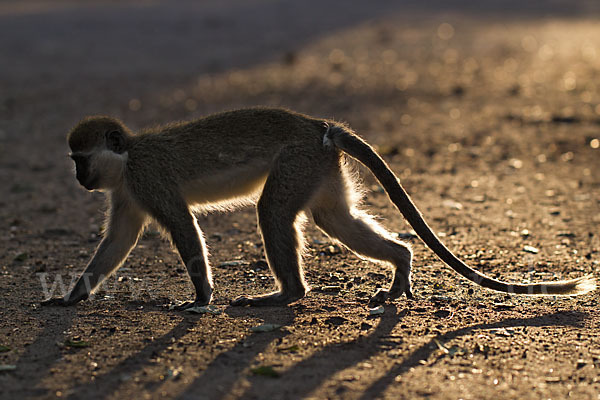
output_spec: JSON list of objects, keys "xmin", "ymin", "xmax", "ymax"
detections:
[{"xmin": 1, "ymin": 1, "xmax": 600, "ymax": 399}]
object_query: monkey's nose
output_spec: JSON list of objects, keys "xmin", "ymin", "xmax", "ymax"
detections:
[{"xmin": 77, "ymin": 176, "xmax": 93, "ymax": 190}]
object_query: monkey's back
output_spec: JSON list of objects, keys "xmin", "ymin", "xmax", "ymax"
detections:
[{"xmin": 124, "ymin": 108, "xmax": 328, "ymax": 199}]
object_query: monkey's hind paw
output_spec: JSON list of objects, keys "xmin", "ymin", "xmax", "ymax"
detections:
[
  {"xmin": 369, "ymin": 287, "xmax": 414, "ymax": 305},
  {"xmin": 231, "ymin": 291, "xmax": 304, "ymax": 307},
  {"xmin": 230, "ymin": 296, "xmax": 252, "ymax": 307},
  {"xmin": 171, "ymin": 300, "xmax": 208, "ymax": 311}
]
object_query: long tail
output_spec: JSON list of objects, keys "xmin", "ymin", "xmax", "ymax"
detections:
[{"xmin": 325, "ymin": 124, "xmax": 596, "ymax": 295}]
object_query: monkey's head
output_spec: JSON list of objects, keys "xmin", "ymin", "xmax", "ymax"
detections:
[{"xmin": 67, "ymin": 116, "xmax": 132, "ymax": 191}]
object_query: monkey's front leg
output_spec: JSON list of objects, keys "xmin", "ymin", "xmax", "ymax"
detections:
[
  {"xmin": 171, "ymin": 251, "xmax": 213, "ymax": 310},
  {"xmin": 41, "ymin": 224, "xmax": 143, "ymax": 306},
  {"xmin": 162, "ymin": 211, "xmax": 213, "ymax": 310},
  {"xmin": 42, "ymin": 193, "xmax": 145, "ymax": 306}
]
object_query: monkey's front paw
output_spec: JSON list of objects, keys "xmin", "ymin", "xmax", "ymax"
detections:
[
  {"xmin": 41, "ymin": 297, "xmax": 69, "ymax": 306},
  {"xmin": 41, "ymin": 292, "xmax": 87, "ymax": 306}
]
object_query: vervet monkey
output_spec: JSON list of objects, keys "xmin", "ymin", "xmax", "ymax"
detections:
[{"xmin": 41, "ymin": 108, "xmax": 596, "ymax": 308}]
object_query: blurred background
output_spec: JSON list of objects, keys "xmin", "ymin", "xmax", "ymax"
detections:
[{"xmin": 3, "ymin": 0, "xmax": 600, "ymax": 131}]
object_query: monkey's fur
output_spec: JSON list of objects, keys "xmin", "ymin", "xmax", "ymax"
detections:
[{"xmin": 42, "ymin": 108, "xmax": 596, "ymax": 308}]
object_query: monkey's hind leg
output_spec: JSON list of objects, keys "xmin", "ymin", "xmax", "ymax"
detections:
[
  {"xmin": 231, "ymin": 145, "xmax": 327, "ymax": 307},
  {"xmin": 310, "ymin": 168, "xmax": 414, "ymax": 304}
]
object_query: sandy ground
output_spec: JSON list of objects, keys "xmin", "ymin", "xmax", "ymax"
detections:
[{"xmin": 1, "ymin": 1, "xmax": 600, "ymax": 399}]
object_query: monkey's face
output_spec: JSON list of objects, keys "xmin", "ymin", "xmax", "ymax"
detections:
[
  {"xmin": 68, "ymin": 116, "xmax": 131, "ymax": 191},
  {"xmin": 70, "ymin": 149, "xmax": 127, "ymax": 191},
  {"xmin": 70, "ymin": 152, "xmax": 94, "ymax": 189}
]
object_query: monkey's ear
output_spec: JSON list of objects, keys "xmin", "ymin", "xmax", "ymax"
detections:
[{"xmin": 106, "ymin": 130, "xmax": 126, "ymax": 153}]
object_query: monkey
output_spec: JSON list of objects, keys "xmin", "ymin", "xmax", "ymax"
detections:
[{"xmin": 41, "ymin": 108, "xmax": 596, "ymax": 309}]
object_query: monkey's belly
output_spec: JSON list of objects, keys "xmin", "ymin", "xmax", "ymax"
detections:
[{"xmin": 181, "ymin": 164, "xmax": 269, "ymax": 209}]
